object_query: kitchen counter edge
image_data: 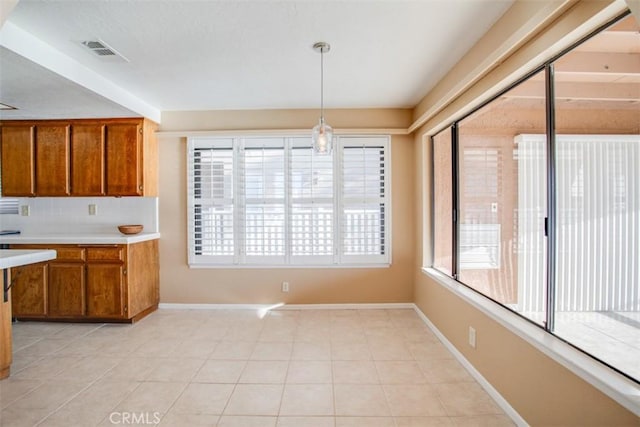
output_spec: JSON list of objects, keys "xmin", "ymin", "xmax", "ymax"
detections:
[
  {"xmin": 0, "ymin": 250, "xmax": 57, "ymax": 269},
  {"xmin": 0, "ymin": 233, "xmax": 161, "ymax": 245}
]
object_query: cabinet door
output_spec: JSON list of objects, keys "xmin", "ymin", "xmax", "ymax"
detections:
[
  {"xmin": 48, "ymin": 263, "xmax": 85, "ymax": 317},
  {"xmin": 11, "ymin": 262, "xmax": 48, "ymax": 317},
  {"xmin": 86, "ymin": 264, "xmax": 125, "ymax": 318},
  {"xmin": 105, "ymin": 123, "xmax": 142, "ymax": 196},
  {"xmin": 1, "ymin": 271, "xmax": 12, "ymax": 379},
  {"xmin": 0, "ymin": 126, "xmax": 35, "ymax": 196},
  {"xmin": 71, "ymin": 124, "xmax": 105, "ymax": 196},
  {"xmin": 36, "ymin": 125, "xmax": 70, "ymax": 196}
]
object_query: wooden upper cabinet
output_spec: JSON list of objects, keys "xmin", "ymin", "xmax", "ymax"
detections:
[
  {"xmin": 0, "ymin": 118, "xmax": 157, "ymax": 197},
  {"xmin": 0, "ymin": 125, "xmax": 35, "ymax": 196},
  {"xmin": 36, "ymin": 125, "xmax": 70, "ymax": 196},
  {"xmin": 106, "ymin": 123, "xmax": 142, "ymax": 196},
  {"xmin": 71, "ymin": 124, "xmax": 105, "ymax": 196}
]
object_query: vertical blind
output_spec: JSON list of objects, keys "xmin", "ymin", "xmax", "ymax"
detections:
[
  {"xmin": 187, "ymin": 135, "xmax": 390, "ymax": 267},
  {"xmin": 517, "ymin": 134, "xmax": 639, "ymax": 312}
]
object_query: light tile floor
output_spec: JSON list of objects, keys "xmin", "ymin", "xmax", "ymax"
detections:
[{"xmin": 0, "ymin": 308, "xmax": 514, "ymax": 426}]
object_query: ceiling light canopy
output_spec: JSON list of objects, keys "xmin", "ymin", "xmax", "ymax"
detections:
[{"xmin": 311, "ymin": 41, "xmax": 332, "ymax": 155}]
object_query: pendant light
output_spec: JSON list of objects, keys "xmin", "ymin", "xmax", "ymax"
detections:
[{"xmin": 312, "ymin": 42, "xmax": 333, "ymax": 155}]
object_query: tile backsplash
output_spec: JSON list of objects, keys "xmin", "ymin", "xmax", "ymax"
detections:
[{"xmin": 0, "ymin": 197, "xmax": 158, "ymax": 234}]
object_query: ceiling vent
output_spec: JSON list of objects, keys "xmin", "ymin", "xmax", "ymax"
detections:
[
  {"xmin": 80, "ymin": 39, "xmax": 129, "ymax": 62},
  {"xmin": 0, "ymin": 102, "xmax": 17, "ymax": 110}
]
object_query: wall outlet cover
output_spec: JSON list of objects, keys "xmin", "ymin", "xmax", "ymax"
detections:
[{"xmin": 468, "ymin": 326, "xmax": 477, "ymax": 348}]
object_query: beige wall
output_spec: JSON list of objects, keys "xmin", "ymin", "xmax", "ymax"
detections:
[
  {"xmin": 153, "ymin": 0, "xmax": 639, "ymax": 423},
  {"xmin": 414, "ymin": 272, "xmax": 639, "ymax": 425},
  {"xmin": 157, "ymin": 109, "xmax": 415, "ymax": 304},
  {"xmin": 413, "ymin": 0, "xmax": 639, "ymax": 424}
]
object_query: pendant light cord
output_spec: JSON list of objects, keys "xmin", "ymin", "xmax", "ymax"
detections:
[{"xmin": 320, "ymin": 46, "xmax": 324, "ymax": 122}]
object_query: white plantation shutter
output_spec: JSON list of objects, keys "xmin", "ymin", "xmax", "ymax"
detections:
[
  {"xmin": 290, "ymin": 137, "xmax": 334, "ymax": 264},
  {"xmin": 339, "ymin": 137, "xmax": 390, "ymax": 264},
  {"xmin": 188, "ymin": 139, "xmax": 235, "ymax": 265},
  {"xmin": 241, "ymin": 138, "xmax": 286, "ymax": 264},
  {"xmin": 187, "ymin": 135, "xmax": 390, "ymax": 267}
]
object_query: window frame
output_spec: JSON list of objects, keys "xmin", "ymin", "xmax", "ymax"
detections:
[
  {"xmin": 429, "ymin": 10, "xmax": 640, "ymax": 386},
  {"xmin": 187, "ymin": 134, "xmax": 391, "ymax": 268}
]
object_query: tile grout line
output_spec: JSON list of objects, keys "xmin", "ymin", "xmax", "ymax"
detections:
[
  {"xmin": 412, "ymin": 305, "xmax": 527, "ymax": 426},
  {"xmin": 30, "ymin": 323, "xmax": 116, "ymax": 426},
  {"xmin": 5, "ymin": 307, "xmax": 516, "ymax": 426}
]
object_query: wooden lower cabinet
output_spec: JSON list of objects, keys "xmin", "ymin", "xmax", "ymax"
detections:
[
  {"xmin": 48, "ymin": 263, "xmax": 85, "ymax": 317},
  {"xmin": 86, "ymin": 263, "xmax": 124, "ymax": 318},
  {"xmin": 10, "ymin": 240, "xmax": 158, "ymax": 323},
  {"xmin": 11, "ymin": 262, "xmax": 48, "ymax": 318}
]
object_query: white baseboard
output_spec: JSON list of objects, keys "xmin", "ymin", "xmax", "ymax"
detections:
[
  {"xmin": 158, "ymin": 302, "xmax": 415, "ymax": 311},
  {"xmin": 279, "ymin": 302, "xmax": 415, "ymax": 310},
  {"xmin": 412, "ymin": 305, "xmax": 528, "ymax": 427},
  {"xmin": 158, "ymin": 303, "xmax": 271, "ymax": 310}
]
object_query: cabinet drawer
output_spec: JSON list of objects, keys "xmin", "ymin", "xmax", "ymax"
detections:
[
  {"xmin": 85, "ymin": 246, "xmax": 124, "ymax": 262},
  {"xmin": 52, "ymin": 247, "xmax": 85, "ymax": 262}
]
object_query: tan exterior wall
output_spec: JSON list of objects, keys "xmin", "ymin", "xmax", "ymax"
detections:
[
  {"xmin": 157, "ymin": 109, "xmax": 415, "ymax": 304},
  {"xmin": 413, "ymin": 0, "xmax": 639, "ymax": 424}
]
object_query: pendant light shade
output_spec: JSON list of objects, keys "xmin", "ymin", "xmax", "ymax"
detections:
[
  {"xmin": 312, "ymin": 118, "xmax": 333, "ymax": 155},
  {"xmin": 312, "ymin": 42, "xmax": 332, "ymax": 155}
]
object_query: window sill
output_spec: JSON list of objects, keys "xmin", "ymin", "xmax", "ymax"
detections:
[
  {"xmin": 421, "ymin": 267, "xmax": 640, "ymax": 417},
  {"xmin": 188, "ymin": 263, "xmax": 391, "ymax": 269}
]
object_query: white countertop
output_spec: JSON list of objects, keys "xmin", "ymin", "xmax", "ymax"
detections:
[
  {"xmin": 0, "ymin": 232, "xmax": 161, "ymax": 245},
  {"xmin": 0, "ymin": 249, "xmax": 57, "ymax": 269}
]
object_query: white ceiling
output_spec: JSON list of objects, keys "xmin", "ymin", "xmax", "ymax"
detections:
[{"xmin": 0, "ymin": 0, "xmax": 514, "ymax": 121}]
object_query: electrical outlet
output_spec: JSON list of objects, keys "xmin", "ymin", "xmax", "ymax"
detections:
[
  {"xmin": 20, "ymin": 205, "xmax": 30, "ymax": 216},
  {"xmin": 281, "ymin": 281, "xmax": 290, "ymax": 292},
  {"xmin": 468, "ymin": 326, "xmax": 477, "ymax": 348},
  {"xmin": 88, "ymin": 204, "xmax": 97, "ymax": 215}
]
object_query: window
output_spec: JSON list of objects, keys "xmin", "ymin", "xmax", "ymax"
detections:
[
  {"xmin": 0, "ymin": 172, "xmax": 19, "ymax": 215},
  {"xmin": 432, "ymin": 127, "xmax": 453, "ymax": 275},
  {"xmin": 188, "ymin": 135, "xmax": 390, "ymax": 267},
  {"xmin": 431, "ymin": 12, "xmax": 639, "ymax": 383},
  {"xmin": 455, "ymin": 76, "xmax": 547, "ymax": 312},
  {"xmin": 0, "ymin": 198, "xmax": 19, "ymax": 215}
]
